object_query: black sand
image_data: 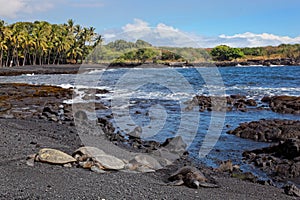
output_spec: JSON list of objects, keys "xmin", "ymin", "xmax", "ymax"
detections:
[{"xmin": 0, "ymin": 118, "xmax": 296, "ymax": 199}]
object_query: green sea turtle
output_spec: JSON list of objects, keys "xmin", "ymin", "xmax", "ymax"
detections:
[
  {"xmin": 72, "ymin": 146, "xmax": 125, "ymax": 171},
  {"xmin": 168, "ymin": 166, "xmax": 219, "ymax": 188},
  {"xmin": 125, "ymin": 154, "xmax": 163, "ymax": 173},
  {"xmin": 26, "ymin": 148, "xmax": 76, "ymax": 166}
]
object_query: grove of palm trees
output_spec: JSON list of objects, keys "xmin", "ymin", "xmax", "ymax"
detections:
[{"xmin": 0, "ymin": 19, "xmax": 102, "ymax": 67}]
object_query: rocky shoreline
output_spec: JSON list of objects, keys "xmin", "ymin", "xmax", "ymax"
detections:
[
  {"xmin": 0, "ymin": 61, "xmax": 300, "ymax": 76},
  {"xmin": 213, "ymin": 58, "xmax": 300, "ymax": 67},
  {"xmin": 186, "ymin": 94, "xmax": 300, "ymax": 114},
  {"xmin": 228, "ymin": 119, "xmax": 300, "ymax": 185},
  {"xmin": 189, "ymin": 93, "xmax": 300, "ymax": 191},
  {"xmin": 0, "ymin": 81, "xmax": 300, "ymax": 198}
]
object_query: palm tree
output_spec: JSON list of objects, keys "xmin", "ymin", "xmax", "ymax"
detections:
[
  {"xmin": 17, "ymin": 22, "xmax": 34, "ymax": 66},
  {"xmin": 10, "ymin": 22, "xmax": 28, "ymax": 66},
  {"xmin": 67, "ymin": 43, "xmax": 83, "ymax": 63},
  {"xmin": 87, "ymin": 27, "xmax": 96, "ymax": 46},
  {"xmin": 32, "ymin": 21, "xmax": 51, "ymax": 65},
  {"xmin": 66, "ymin": 19, "xmax": 75, "ymax": 35},
  {"xmin": 0, "ymin": 19, "xmax": 102, "ymax": 66},
  {"xmin": 0, "ymin": 20, "xmax": 10, "ymax": 67},
  {"xmin": 93, "ymin": 34, "xmax": 103, "ymax": 48},
  {"xmin": 55, "ymin": 26, "xmax": 73, "ymax": 64}
]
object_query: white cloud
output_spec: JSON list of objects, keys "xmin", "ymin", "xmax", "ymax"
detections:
[
  {"xmin": 218, "ymin": 32, "xmax": 300, "ymax": 47},
  {"xmin": 106, "ymin": 19, "xmax": 199, "ymax": 47},
  {"xmin": 103, "ymin": 19, "xmax": 300, "ymax": 48},
  {"xmin": 103, "ymin": 33, "xmax": 117, "ymax": 39},
  {"xmin": 120, "ymin": 19, "xmax": 152, "ymax": 41},
  {"xmin": 0, "ymin": 0, "xmax": 54, "ymax": 18},
  {"xmin": 122, "ymin": 18, "xmax": 151, "ymax": 33},
  {"xmin": 0, "ymin": 0, "xmax": 25, "ymax": 18}
]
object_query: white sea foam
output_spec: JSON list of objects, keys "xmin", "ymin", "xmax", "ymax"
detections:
[
  {"xmin": 85, "ymin": 69, "xmax": 105, "ymax": 74},
  {"xmin": 58, "ymin": 83, "xmax": 74, "ymax": 89},
  {"xmin": 24, "ymin": 73, "xmax": 35, "ymax": 76}
]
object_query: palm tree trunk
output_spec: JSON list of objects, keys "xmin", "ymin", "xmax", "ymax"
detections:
[
  {"xmin": 23, "ymin": 51, "xmax": 27, "ymax": 66},
  {"xmin": 15, "ymin": 49, "xmax": 20, "ymax": 67},
  {"xmin": 5, "ymin": 50, "xmax": 10, "ymax": 67},
  {"xmin": 33, "ymin": 51, "xmax": 37, "ymax": 65},
  {"xmin": 48, "ymin": 50, "xmax": 51, "ymax": 65},
  {"xmin": 39, "ymin": 54, "xmax": 42, "ymax": 65},
  {"xmin": 29, "ymin": 54, "xmax": 33, "ymax": 65},
  {"xmin": 0, "ymin": 49, "xmax": 3, "ymax": 67},
  {"xmin": 53, "ymin": 51, "xmax": 59, "ymax": 64}
]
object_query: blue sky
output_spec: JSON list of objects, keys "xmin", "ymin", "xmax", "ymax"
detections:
[{"xmin": 1, "ymin": 0, "xmax": 300, "ymax": 47}]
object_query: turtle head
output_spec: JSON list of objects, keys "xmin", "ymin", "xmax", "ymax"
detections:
[{"xmin": 192, "ymin": 180, "xmax": 200, "ymax": 189}]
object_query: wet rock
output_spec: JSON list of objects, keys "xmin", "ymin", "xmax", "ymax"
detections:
[
  {"xmin": 217, "ymin": 160, "xmax": 233, "ymax": 172},
  {"xmin": 108, "ymin": 133, "xmax": 125, "ymax": 143},
  {"xmin": 280, "ymin": 138, "xmax": 300, "ymax": 159},
  {"xmin": 230, "ymin": 94, "xmax": 246, "ymax": 99},
  {"xmin": 242, "ymin": 139, "xmax": 300, "ymax": 182},
  {"xmin": 152, "ymin": 148, "xmax": 180, "ymax": 163},
  {"xmin": 256, "ymin": 179, "xmax": 274, "ymax": 186},
  {"xmin": 97, "ymin": 117, "xmax": 160, "ymax": 153},
  {"xmin": 228, "ymin": 119, "xmax": 300, "ymax": 142},
  {"xmin": 43, "ymin": 106, "xmax": 57, "ymax": 115},
  {"xmin": 246, "ymin": 99, "xmax": 257, "ymax": 106},
  {"xmin": 187, "ymin": 94, "xmax": 259, "ymax": 112},
  {"xmin": 231, "ymin": 172, "xmax": 257, "ymax": 183},
  {"xmin": 161, "ymin": 136, "xmax": 187, "ymax": 155},
  {"xmin": 95, "ymin": 88, "xmax": 110, "ymax": 94},
  {"xmin": 0, "ymin": 83, "xmax": 73, "ymax": 120},
  {"xmin": 284, "ymin": 183, "xmax": 300, "ymax": 197},
  {"xmin": 262, "ymin": 95, "xmax": 300, "ymax": 114},
  {"xmin": 261, "ymin": 96, "xmax": 272, "ymax": 103},
  {"xmin": 142, "ymin": 140, "xmax": 160, "ymax": 150},
  {"xmin": 127, "ymin": 126, "xmax": 142, "ymax": 139}
]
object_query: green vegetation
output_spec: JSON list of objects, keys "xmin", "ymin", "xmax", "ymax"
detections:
[
  {"xmin": 0, "ymin": 19, "xmax": 300, "ymax": 66},
  {"xmin": 87, "ymin": 40, "xmax": 190, "ymax": 64},
  {"xmin": 161, "ymin": 47, "xmax": 211, "ymax": 62},
  {"xmin": 208, "ymin": 44, "xmax": 300, "ymax": 62},
  {"xmin": 0, "ymin": 19, "xmax": 101, "ymax": 66},
  {"xmin": 210, "ymin": 45, "xmax": 244, "ymax": 61}
]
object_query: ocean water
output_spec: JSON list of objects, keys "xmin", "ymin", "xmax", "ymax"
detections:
[{"xmin": 0, "ymin": 65, "xmax": 299, "ymax": 179}]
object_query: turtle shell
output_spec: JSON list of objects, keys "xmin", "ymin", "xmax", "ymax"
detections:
[
  {"xmin": 73, "ymin": 146, "xmax": 125, "ymax": 170},
  {"xmin": 130, "ymin": 154, "xmax": 163, "ymax": 170},
  {"xmin": 73, "ymin": 146, "xmax": 106, "ymax": 158},
  {"xmin": 37, "ymin": 148, "xmax": 76, "ymax": 164},
  {"xmin": 94, "ymin": 154, "xmax": 125, "ymax": 170}
]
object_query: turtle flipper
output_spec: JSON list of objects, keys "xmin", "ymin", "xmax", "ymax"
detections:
[
  {"xmin": 168, "ymin": 179, "xmax": 185, "ymax": 186},
  {"xmin": 198, "ymin": 182, "xmax": 220, "ymax": 188}
]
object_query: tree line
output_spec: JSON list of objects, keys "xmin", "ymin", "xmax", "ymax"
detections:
[
  {"xmin": 1, "ymin": 18, "xmax": 299, "ymax": 66},
  {"xmin": 0, "ymin": 19, "xmax": 102, "ymax": 67},
  {"xmin": 90, "ymin": 39, "xmax": 300, "ymax": 63},
  {"xmin": 209, "ymin": 44, "xmax": 300, "ymax": 61}
]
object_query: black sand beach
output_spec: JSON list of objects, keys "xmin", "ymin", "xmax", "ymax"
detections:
[
  {"xmin": 0, "ymin": 118, "xmax": 296, "ymax": 199},
  {"xmin": 0, "ymin": 65, "xmax": 299, "ymax": 199}
]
